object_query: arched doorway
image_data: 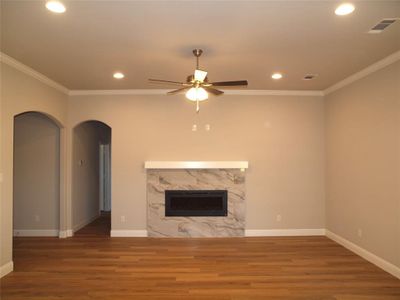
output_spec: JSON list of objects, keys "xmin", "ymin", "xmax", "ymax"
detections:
[
  {"xmin": 13, "ymin": 112, "xmax": 61, "ymax": 237},
  {"xmin": 72, "ymin": 120, "xmax": 112, "ymax": 236}
]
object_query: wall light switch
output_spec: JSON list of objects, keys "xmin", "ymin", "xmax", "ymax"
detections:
[
  {"xmin": 34, "ymin": 215, "xmax": 40, "ymax": 222},
  {"xmin": 121, "ymin": 216, "xmax": 126, "ymax": 223},
  {"xmin": 276, "ymin": 214, "xmax": 282, "ymax": 222},
  {"xmin": 357, "ymin": 229, "xmax": 362, "ymax": 238}
]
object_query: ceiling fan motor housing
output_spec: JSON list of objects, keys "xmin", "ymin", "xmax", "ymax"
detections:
[{"xmin": 193, "ymin": 49, "xmax": 203, "ymax": 57}]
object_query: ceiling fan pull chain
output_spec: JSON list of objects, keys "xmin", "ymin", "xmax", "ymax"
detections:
[{"xmin": 196, "ymin": 100, "xmax": 200, "ymax": 113}]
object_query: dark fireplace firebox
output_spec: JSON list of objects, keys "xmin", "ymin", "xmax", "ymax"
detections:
[{"xmin": 165, "ymin": 190, "xmax": 228, "ymax": 217}]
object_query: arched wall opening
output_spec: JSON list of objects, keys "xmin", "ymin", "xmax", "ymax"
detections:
[
  {"xmin": 72, "ymin": 120, "xmax": 112, "ymax": 236},
  {"xmin": 13, "ymin": 112, "xmax": 61, "ymax": 237}
]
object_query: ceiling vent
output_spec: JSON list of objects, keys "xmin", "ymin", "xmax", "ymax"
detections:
[{"xmin": 368, "ymin": 19, "xmax": 398, "ymax": 34}]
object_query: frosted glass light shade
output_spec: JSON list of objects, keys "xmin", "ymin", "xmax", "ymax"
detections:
[{"xmin": 185, "ymin": 87, "xmax": 208, "ymax": 101}]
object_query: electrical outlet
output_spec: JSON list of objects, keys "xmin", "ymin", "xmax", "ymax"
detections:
[
  {"xmin": 34, "ymin": 215, "xmax": 40, "ymax": 222},
  {"xmin": 357, "ymin": 229, "xmax": 362, "ymax": 238},
  {"xmin": 276, "ymin": 214, "xmax": 282, "ymax": 222},
  {"xmin": 121, "ymin": 216, "xmax": 126, "ymax": 223}
]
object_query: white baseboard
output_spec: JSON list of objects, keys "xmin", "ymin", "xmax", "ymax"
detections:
[
  {"xmin": 0, "ymin": 261, "xmax": 14, "ymax": 278},
  {"xmin": 73, "ymin": 213, "xmax": 100, "ymax": 233},
  {"xmin": 13, "ymin": 229, "xmax": 59, "ymax": 237},
  {"xmin": 245, "ymin": 228, "xmax": 326, "ymax": 237},
  {"xmin": 111, "ymin": 230, "xmax": 148, "ymax": 237},
  {"xmin": 59, "ymin": 229, "xmax": 73, "ymax": 238},
  {"xmin": 110, "ymin": 229, "xmax": 324, "ymax": 238},
  {"xmin": 326, "ymin": 230, "xmax": 400, "ymax": 280}
]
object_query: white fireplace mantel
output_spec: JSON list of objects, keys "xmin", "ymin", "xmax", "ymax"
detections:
[{"xmin": 144, "ymin": 161, "xmax": 249, "ymax": 170}]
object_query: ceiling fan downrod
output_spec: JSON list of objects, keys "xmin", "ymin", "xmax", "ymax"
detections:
[{"xmin": 193, "ymin": 49, "xmax": 203, "ymax": 69}]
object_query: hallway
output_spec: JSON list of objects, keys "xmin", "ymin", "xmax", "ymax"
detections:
[{"xmin": 74, "ymin": 212, "xmax": 111, "ymax": 237}]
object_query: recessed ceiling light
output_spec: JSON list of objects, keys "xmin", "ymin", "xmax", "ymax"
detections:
[
  {"xmin": 335, "ymin": 3, "xmax": 355, "ymax": 16},
  {"xmin": 271, "ymin": 73, "xmax": 283, "ymax": 80},
  {"xmin": 45, "ymin": 1, "xmax": 66, "ymax": 13},
  {"xmin": 113, "ymin": 72, "xmax": 125, "ymax": 79}
]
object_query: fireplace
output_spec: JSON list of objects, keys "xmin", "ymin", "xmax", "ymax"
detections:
[
  {"xmin": 147, "ymin": 168, "xmax": 245, "ymax": 237},
  {"xmin": 165, "ymin": 190, "xmax": 228, "ymax": 217}
]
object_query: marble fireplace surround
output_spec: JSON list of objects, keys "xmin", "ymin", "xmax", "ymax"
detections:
[{"xmin": 146, "ymin": 161, "xmax": 248, "ymax": 237}]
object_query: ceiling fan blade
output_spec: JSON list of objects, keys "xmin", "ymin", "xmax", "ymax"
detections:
[
  {"xmin": 167, "ymin": 87, "xmax": 191, "ymax": 95},
  {"xmin": 203, "ymin": 87, "xmax": 224, "ymax": 96},
  {"xmin": 149, "ymin": 78, "xmax": 185, "ymax": 86},
  {"xmin": 210, "ymin": 80, "xmax": 248, "ymax": 87},
  {"xmin": 194, "ymin": 69, "xmax": 207, "ymax": 82}
]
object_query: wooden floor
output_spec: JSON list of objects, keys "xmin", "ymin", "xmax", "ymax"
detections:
[{"xmin": 1, "ymin": 216, "xmax": 399, "ymax": 299}]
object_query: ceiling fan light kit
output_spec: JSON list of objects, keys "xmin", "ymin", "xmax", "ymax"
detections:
[
  {"xmin": 149, "ymin": 49, "xmax": 248, "ymax": 113},
  {"xmin": 186, "ymin": 87, "xmax": 208, "ymax": 102}
]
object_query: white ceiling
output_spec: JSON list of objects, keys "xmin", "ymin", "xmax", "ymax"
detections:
[{"xmin": 1, "ymin": 1, "xmax": 399, "ymax": 90}]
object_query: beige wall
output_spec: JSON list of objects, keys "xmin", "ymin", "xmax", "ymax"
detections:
[
  {"xmin": 325, "ymin": 61, "xmax": 400, "ymax": 268},
  {"xmin": 68, "ymin": 94, "xmax": 325, "ymax": 232},
  {"xmin": 13, "ymin": 112, "xmax": 60, "ymax": 231},
  {"xmin": 72, "ymin": 121, "xmax": 110, "ymax": 231},
  {"xmin": 0, "ymin": 62, "xmax": 68, "ymax": 267}
]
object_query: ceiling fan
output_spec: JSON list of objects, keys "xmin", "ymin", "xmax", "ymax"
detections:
[{"xmin": 149, "ymin": 49, "xmax": 248, "ymax": 113}]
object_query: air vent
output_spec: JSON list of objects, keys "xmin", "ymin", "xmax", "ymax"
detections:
[
  {"xmin": 368, "ymin": 19, "xmax": 398, "ymax": 34},
  {"xmin": 303, "ymin": 74, "xmax": 318, "ymax": 80}
]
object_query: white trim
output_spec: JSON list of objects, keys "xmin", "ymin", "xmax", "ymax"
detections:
[
  {"xmin": 69, "ymin": 89, "xmax": 171, "ymax": 96},
  {"xmin": 73, "ymin": 213, "xmax": 99, "ymax": 233},
  {"xmin": 13, "ymin": 229, "xmax": 59, "ymax": 237},
  {"xmin": 324, "ymin": 50, "xmax": 400, "ymax": 95},
  {"xmin": 111, "ymin": 230, "xmax": 148, "ymax": 237},
  {"xmin": 69, "ymin": 89, "xmax": 323, "ymax": 97},
  {"xmin": 59, "ymin": 229, "xmax": 73, "ymax": 238},
  {"xmin": 245, "ymin": 229, "xmax": 325, "ymax": 237},
  {"xmin": 0, "ymin": 52, "xmax": 69, "ymax": 95},
  {"xmin": 144, "ymin": 161, "xmax": 249, "ymax": 169},
  {"xmin": 0, "ymin": 261, "xmax": 14, "ymax": 278},
  {"xmin": 326, "ymin": 230, "xmax": 400, "ymax": 279},
  {"xmin": 224, "ymin": 90, "xmax": 323, "ymax": 96}
]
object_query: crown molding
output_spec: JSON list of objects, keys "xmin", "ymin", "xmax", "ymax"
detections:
[
  {"xmin": 224, "ymin": 89, "xmax": 324, "ymax": 96},
  {"xmin": 0, "ymin": 52, "xmax": 69, "ymax": 95},
  {"xmin": 324, "ymin": 50, "xmax": 400, "ymax": 96},
  {"xmin": 69, "ymin": 89, "xmax": 324, "ymax": 97},
  {"xmin": 3, "ymin": 50, "xmax": 398, "ymax": 98},
  {"xmin": 69, "ymin": 89, "xmax": 171, "ymax": 96}
]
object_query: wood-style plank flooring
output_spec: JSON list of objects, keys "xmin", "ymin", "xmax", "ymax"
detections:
[{"xmin": 1, "ymin": 215, "xmax": 400, "ymax": 299}]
